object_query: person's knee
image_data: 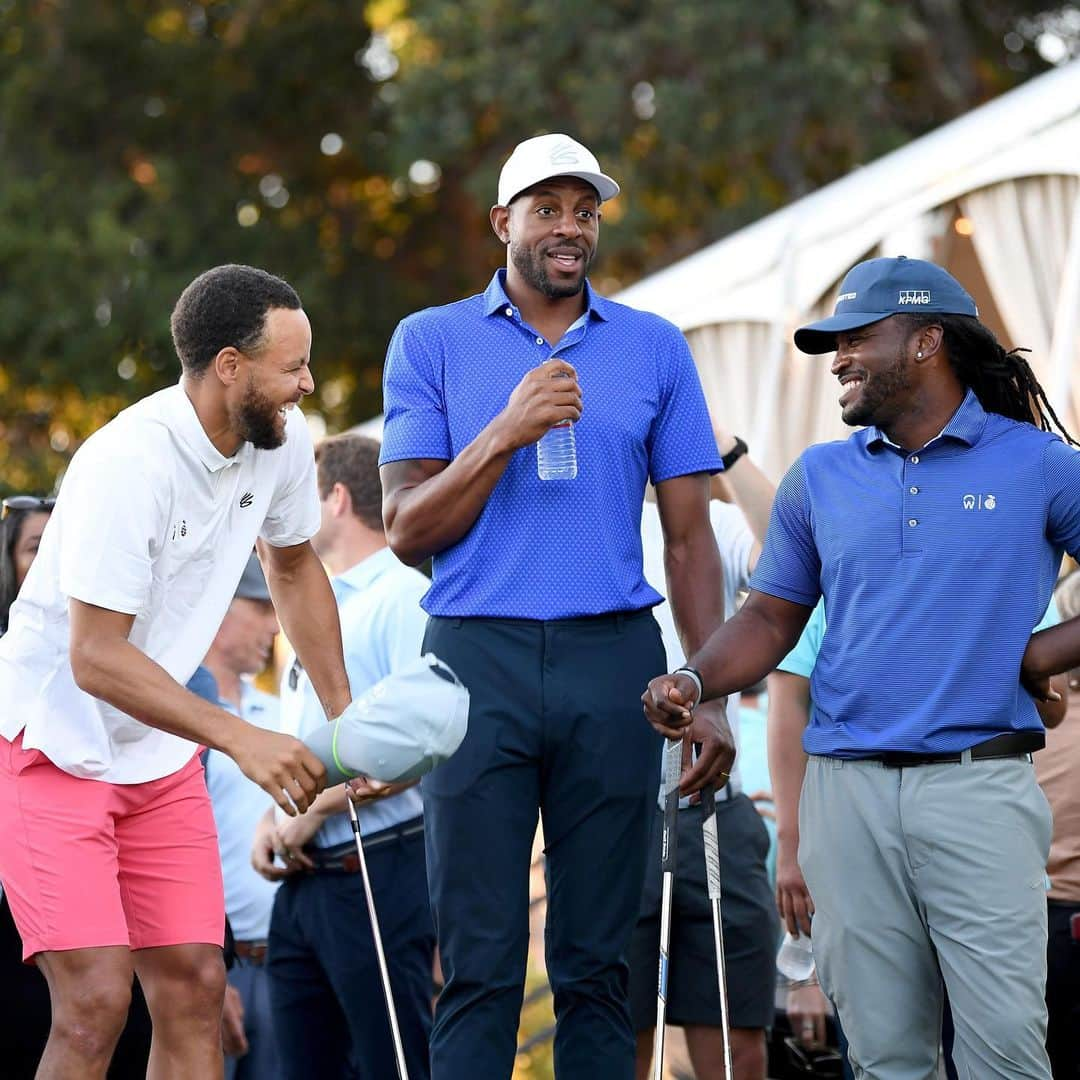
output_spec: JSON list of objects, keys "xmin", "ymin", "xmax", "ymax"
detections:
[
  {"xmin": 731, "ymin": 1027, "xmax": 766, "ymax": 1080},
  {"xmin": 143, "ymin": 948, "xmax": 227, "ymax": 1025},
  {"xmin": 50, "ymin": 973, "xmax": 132, "ymax": 1058}
]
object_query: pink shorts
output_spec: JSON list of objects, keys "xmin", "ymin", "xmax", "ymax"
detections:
[{"xmin": 0, "ymin": 733, "xmax": 225, "ymax": 961}]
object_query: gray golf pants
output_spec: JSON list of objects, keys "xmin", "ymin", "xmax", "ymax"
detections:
[{"xmin": 799, "ymin": 753, "xmax": 1053, "ymax": 1080}]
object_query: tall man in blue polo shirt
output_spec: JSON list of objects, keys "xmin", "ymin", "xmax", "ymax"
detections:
[
  {"xmin": 644, "ymin": 256, "xmax": 1080, "ymax": 1079},
  {"xmin": 379, "ymin": 134, "xmax": 731, "ymax": 1078}
]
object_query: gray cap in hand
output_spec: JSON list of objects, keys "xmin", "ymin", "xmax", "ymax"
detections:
[{"xmin": 304, "ymin": 653, "xmax": 469, "ymax": 785}]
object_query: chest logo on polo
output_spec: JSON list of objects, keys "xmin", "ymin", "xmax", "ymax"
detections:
[
  {"xmin": 239, "ymin": 491, "xmax": 254, "ymax": 509},
  {"xmin": 899, "ymin": 290, "xmax": 931, "ymax": 305},
  {"xmin": 962, "ymin": 493, "xmax": 996, "ymax": 510},
  {"xmin": 170, "ymin": 519, "xmax": 188, "ymax": 540}
]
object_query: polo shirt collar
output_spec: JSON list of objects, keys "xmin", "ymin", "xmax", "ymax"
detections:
[
  {"xmin": 482, "ymin": 269, "xmax": 609, "ymax": 322},
  {"xmin": 332, "ymin": 545, "xmax": 398, "ymax": 598},
  {"xmin": 172, "ymin": 381, "xmax": 253, "ymax": 473},
  {"xmin": 866, "ymin": 388, "xmax": 988, "ymax": 452}
]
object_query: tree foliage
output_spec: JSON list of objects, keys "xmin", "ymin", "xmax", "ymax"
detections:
[{"xmin": 0, "ymin": 0, "xmax": 1068, "ymax": 493}]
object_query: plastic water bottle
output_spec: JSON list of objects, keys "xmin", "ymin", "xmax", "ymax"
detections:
[
  {"xmin": 536, "ymin": 362, "xmax": 578, "ymax": 480},
  {"xmin": 776, "ymin": 930, "xmax": 815, "ymax": 981},
  {"xmin": 537, "ymin": 420, "xmax": 577, "ymax": 480}
]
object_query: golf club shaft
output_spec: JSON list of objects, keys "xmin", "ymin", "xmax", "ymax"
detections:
[
  {"xmin": 347, "ymin": 795, "xmax": 410, "ymax": 1080},
  {"xmin": 700, "ymin": 780, "xmax": 734, "ymax": 1078},
  {"xmin": 652, "ymin": 738, "xmax": 683, "ymax": 1080}
]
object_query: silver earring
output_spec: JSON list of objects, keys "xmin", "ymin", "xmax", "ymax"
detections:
[{"xmin": 916, "ymin": 351, "xmax": 923, "ymax": 357}]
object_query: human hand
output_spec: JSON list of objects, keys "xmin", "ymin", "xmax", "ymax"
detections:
[
  {"xmin": 776, "ymin": 836, "xmax": 814, "ymax": 937},
  {"xmin": 221, "ymin": 983, "xmax": 249, "ymax": 1058},
  {"xmin": 787, "ymin": 983, "xmax": 829, "ymax": 1049},
  {"xmin": 272, "ymin": 810, "xmax": 328, "ymax": 872},
  {"xmin": 641, "ymin": 672, "xmax": 698, "ymax": 739},
  {"xmin": 229, "ymin": 726, "xmax": 327, "ymax": 815},
  {"xmin": 251, "ymin": 811, "xmax": 298, "ymax": 882},
  {"xmin": 678, "ymin": 699, "xmax": 736, "ymax": 796},
  {"xmin": 346, "ymin": 777, "xmax": 413, "ymax": 805},
  {"xmin": 494, "ymin": 361, "xmax": 582, "ymax": 450}
]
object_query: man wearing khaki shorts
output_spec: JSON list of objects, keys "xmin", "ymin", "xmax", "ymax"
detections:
[{"xmin": 0, "ymin": 264, "xmax": 352, "ymax": 1078}]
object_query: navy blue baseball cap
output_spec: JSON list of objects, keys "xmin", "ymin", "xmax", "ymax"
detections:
[{"xmin": 794, "ymin": 256, "xmax": 979, "ymax": 354}]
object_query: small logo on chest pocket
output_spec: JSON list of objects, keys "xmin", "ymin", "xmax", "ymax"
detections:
[{"xmin": 962, "ymin": 494, "xmax": 996, "ymax": 510}]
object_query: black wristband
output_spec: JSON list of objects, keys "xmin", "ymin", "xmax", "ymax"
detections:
[{"xmin": 720, "ymin": 436, "xmax": 748, "ymax": 471}]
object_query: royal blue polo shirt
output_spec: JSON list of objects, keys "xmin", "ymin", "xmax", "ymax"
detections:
[
  {"xmin": 380, "ymin": 270, "xmax": 721, "ymax": 619},
  {"xmin": 750, "ymin": 389, "xmax": 1080, "ymax": 757}
]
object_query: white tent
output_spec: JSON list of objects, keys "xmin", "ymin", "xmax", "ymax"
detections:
[{"xmin": 617, "ymin": 58, "xmax": 1080, "ymax": 480}]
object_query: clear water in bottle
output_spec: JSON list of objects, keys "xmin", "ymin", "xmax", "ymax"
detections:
[
  {"xmin": 776, "ymin": 930, "xmax": 815, "ymax": 981},
  {"xmin": 537, "ymin": 420, "xmax": 577, "ymax": 480}
]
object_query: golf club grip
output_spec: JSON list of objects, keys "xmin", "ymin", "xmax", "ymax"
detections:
[
  {"xmin": 700, "ymin": 781, "xmax": 723, "ymax": 900},
  {"xmin": 660, "ymin": 738, "xmax": 682, "ymax": 874}
]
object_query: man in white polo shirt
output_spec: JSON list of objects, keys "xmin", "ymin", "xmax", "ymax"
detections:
[{"xmin": 0, "ymin": 264, "xmax": 353, "ymax": 1079}]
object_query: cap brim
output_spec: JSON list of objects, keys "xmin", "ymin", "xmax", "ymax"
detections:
[
  {"xmin": 503, "ymin": 170, "xmax": 621, "ymax": 206},
  {"xmin": 793, "ymin": 312, "xmax": 892, "ymax": 354}
]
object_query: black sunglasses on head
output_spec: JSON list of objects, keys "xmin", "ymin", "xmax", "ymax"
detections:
[{"xmin": 1, "ymin": 496, "xmax": 56, "ymax": 521}]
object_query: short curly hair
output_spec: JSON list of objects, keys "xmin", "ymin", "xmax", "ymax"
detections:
[
  {"xmin": 170, "ymin": 264, "xmax": 301, "ymax": 376},
  {"xmin": 315, "ymin": 433, "xmax": 384, "ymax": 532}
]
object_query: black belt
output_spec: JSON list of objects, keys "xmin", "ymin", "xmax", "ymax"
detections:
[
  {"xmin": 867, "ymin": 730, "xmax": 1044, "ymax": 767},
  {"xmin": 306, "ymin": 816, "xmax": 424, "ymax": 874}
]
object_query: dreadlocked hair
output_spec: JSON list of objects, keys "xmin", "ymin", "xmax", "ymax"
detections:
[{"xmin": 900, "ymin": 313, "xmax": 1077, "ymax": 445}]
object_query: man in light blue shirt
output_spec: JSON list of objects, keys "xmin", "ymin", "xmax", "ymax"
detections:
[
  {"xmin": 252, "ymin": 433, "xmax": 434, "ymax": 1080},
  {"xmin": 196, "ymin": 554, "xmax": 286, "ymax": 1080}
]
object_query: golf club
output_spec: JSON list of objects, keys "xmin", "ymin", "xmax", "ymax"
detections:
[
  {"xmin": 346, "ymin": 792, "xmax": 410, "ymax": 1080},
  {"xmin": 700, "ymin": 777, "xmax": 734, "ymax": 1078},
  {"xmin": 652, "ymin": 736, "xmax": 684, "ymax": 1080}
]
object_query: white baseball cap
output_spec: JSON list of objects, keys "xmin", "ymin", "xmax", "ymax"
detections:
[
  {"xmin": 304, "ymin": 654, "xmax": 469, "ymax": 785},
  {"xmin": 497, "ymin": 133, "xmax": 620, "ymax": 206}
]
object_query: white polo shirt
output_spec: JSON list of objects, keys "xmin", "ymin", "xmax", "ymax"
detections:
[{"xmin": 0, "ymin": 384, "xmax": 320, "ymax": 784}]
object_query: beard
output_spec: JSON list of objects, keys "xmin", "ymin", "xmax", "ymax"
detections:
[
  {"xmin": 233, "ymin": 374, "xmax": 286, "ymax": 450},
  {"xmin": 509, "ymin": 239, "xmax": 594, "ymax": 299},
  {"xmin": 841, "ymin": 349, "xmax": 912, "ymax": 429}
]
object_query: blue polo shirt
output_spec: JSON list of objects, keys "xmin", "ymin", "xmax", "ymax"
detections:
[
  {"xmin": 751, "ymin": 390, "xmax": 1080, "ymax": 757},
  {"xmin": 380, "ymin": 270, "xmax": 721, "ymax": 619}
]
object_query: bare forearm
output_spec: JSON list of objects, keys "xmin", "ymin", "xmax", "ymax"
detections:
[
  {"xmin": 1024, "ymin": 616, "xmax": 1080, "ymax": 680},
  {"xmin": 260, "ymin": 542, "xmax": 352, "ymax": 720},
  {"xmin": 71, "ymin": 635, "xmax": 248, "ymax": 754},
  {"xmin": 384, "ymin": 424, "xmax": 516, "ymax": 565},
  {"xmin": 690, "ymin": 595, "xmax": 810, "ymax": 701},
  {"xmin": 767, "ymin": 673, "xmax": 811, "ymax": 844},
  {"xmin": 722, "ymin": 456, "xmax": 775, "ymax": 542},
  {"xmin": 665, "ymin": 531, "xmax": 726, "ymax": 656}
]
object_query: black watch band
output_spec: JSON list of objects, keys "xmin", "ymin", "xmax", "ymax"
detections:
[{"xmin": 720, "ymin": 436, "xmax": 748, "ymax": 471}]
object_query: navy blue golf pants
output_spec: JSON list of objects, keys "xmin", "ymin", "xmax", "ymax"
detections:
[
  {"xmin": 422, "ymin": 612, "xmax": 665, "ymax": 1079},
  {"xmin": 267, "ymin": 826, "xmax": 435, "ymax": 1079}
]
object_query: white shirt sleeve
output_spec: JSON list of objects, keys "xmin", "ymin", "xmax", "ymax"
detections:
[
  {"xmin": 58, "ymin": 435, "xmax": 167, "ymax": 615},
  {"xmin": 260, "ymin": 408, "xmax": 321, "ymax": 548}
]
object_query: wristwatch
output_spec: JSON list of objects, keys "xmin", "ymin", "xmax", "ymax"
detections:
[{"xmin": 720, "ymin": 436, "xmax": 748, "ymax": 471}]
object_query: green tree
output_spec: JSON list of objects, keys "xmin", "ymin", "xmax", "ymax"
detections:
[{"xmin": 0, "ymin": 0, "xmax": 1069, "ymax": 493}]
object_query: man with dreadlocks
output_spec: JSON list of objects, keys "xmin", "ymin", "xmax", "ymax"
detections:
[{"xmin": 643, "ymin": 256, "xmax": 1080, "ymax": 1079}]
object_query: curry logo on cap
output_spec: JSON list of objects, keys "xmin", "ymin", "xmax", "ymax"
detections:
[
  {"xmin": 549, "ymin": 141, "xmax": 582, "ymax": 167},
  {"xmin": 496, "ymin": 132, "xmax": 621, "ymax": 207}
]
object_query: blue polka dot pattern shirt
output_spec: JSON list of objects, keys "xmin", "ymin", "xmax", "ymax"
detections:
[
  {"xmin": 380, "ymin": 270, "xmax": 721, "ymax": 619},
  {"xmin": 751, "ymin": 389, "xmax": 1080, "ymax": 757}
]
